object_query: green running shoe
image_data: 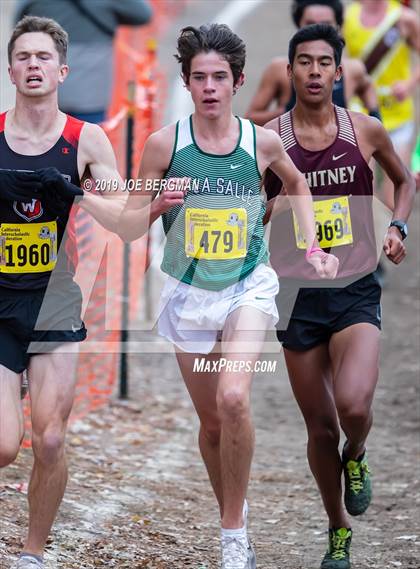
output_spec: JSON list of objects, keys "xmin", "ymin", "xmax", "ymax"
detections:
[
  {"xmin": 343, "ymin": 450, "xmax": 372, "ymax": 516},
  {"xmin": 320, "ymin": 528, "xmax": 352, "ymax": 569}
]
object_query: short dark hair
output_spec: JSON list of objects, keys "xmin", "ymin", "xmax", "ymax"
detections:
[
  {"xmin": 175, "ymin": 24, "xmax": 246, "ymax": 85},
  {"xmin": 288, "ymin": 24, "xmax": 345, "ymax": 67},
  {"xmin": 8, "ymin": 16, "xmax": 68, "ymax": 65},
  {"xmin": 291, "ymin": 0, "xmax": 344, "ymax": 28}
]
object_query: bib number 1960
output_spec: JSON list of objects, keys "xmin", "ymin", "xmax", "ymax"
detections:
[{"xmin": 0, "ymin": 221, "xmax": 58, "ymax": 273}]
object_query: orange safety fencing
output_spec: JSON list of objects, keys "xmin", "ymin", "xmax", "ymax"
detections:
[{"xmin": 21, "ymin": 0, "xmax": 188, "ymax": 447}]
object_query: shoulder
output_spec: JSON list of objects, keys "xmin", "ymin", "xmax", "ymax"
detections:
[
  {"xmin": 268, "ymin": 57, "xmax": 288, "ymax": 75},
  {"xmin": 78, "ymin": 122, "xmax": 112, "ymax": 157},
  {"xmin": 145, "ymin": 122, "xmax": 177, "ymax": 155},
  {"xmin": 260, "ymin": 57, "xmax": 288, "ymax": 81},
  {"xmin": 348, "ymin": 110, "xmax": 386, "ymax": 143},
  {"xmin": 79, "ymin": 122, "xmax": 108, "ymax": 144},
  {"xmin": 263, "ymin": 116, "xmax": 281, "ymax": 134},
  {"xmin": 141, "ymin": 122, "xmax": 178, "ymax": 172},
  {"xmin": 254, "ymin": 124, "xmax": 282, "ymax": 156}
]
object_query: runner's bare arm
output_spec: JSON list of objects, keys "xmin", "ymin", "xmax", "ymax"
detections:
[
  {"xmin": 245, "ymin": 59, "xmax": 288, "ymax": 126},
  {"xmin": 77, "ymin": 123, "xmax": 127, "ymax": 232},
  {"xmin": 258, "ymin": 126, "xmax": 317, "ymax": 248},
  {"xmin": 118, "ymin": 125, "xmax": 186, "ymax": 242},
  {"xmin": 262, "ymin": 118, "xmax": 292, "ymax": 224},
  {"xmin": 349, "ymin": 59, "xmax": 379, "ymax": 114},
  {"xmin": 392, "ymin": 8, "xmax": 420, "ymax": 101},
  {"xmin": 368, "ymin": 117, "xmax": 415, "ymax": 264}
]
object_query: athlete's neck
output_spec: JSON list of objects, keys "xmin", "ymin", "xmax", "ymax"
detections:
[
  {"xmin": 11, "ymin": 95, "xmax": 62, "ymax": 138},
  {"xmin": 292, "ymin": 101, "xmax": 335, "ymax": 130},
  {"xmin": 192, "ymin": 111, "xmax": 236, "ymax": 139},
  {"xmin": 192, "ymin": 112, "xmax": 239, "ymax": 154}
]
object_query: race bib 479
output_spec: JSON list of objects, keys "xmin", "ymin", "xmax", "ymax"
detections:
[{"xmin": 185, "ymin": 208, "xmax": 247, "ymax": 260}]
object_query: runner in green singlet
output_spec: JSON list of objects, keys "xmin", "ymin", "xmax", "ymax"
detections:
[{"xmin": 119, "ymin": 24, "xmax": 338, "ymax": 569}]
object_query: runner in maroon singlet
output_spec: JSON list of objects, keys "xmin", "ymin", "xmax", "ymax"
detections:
[
  {"xmin": 264, "ymin": 24, "xmax": 415, "ymax": 569},
  {"xmin": 0, "ymin": 16, "xmax": 125, "ymax": 569}
]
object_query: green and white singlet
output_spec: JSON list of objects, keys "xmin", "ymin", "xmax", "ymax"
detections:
[{"xmin": 161, "ymin": 116, "xmax": 268, "ymax": 291}]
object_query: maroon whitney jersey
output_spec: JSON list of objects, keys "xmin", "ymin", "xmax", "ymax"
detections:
[
  {"xmin": 267, "ymin": 106, "xmax": 377, "ymax": 280},
  {"xmin": 0, "ymin": 112, "xmax": 83, "ymax": 290}
]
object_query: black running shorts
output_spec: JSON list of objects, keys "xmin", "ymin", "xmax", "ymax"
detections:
[
  {"xmin": 276, "ymin": 273, "xmax": 382, "ymax": 351},
  {"xmin": 0, "ymin": 281, "xmax": 86, "ymax": 373}
]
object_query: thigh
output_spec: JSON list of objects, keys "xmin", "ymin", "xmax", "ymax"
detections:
[
  {"xmin": 176, "ymin": 348, "xmax": 221, "ymax": 426},
  {"xmin": 27, "ymin": 344, "xmax": 79, "ymax": 434},
  {"xmin": 283, "ymin": 344, "xmax": 338, "ymax": 426},
  {"xmin": 0, "ymin": 364, "xmax": 24, "ymax": 450},
  {"xmin": 329, "ymin": 323, "xmax": 380, "ymax": 410},
  {"xmin": 222, "ymin": 305, "xmax": 271, "ymax": 358}
]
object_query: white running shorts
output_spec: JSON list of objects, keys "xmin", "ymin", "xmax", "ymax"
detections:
[{"xmin": 158, "ymin": 263, "xmax": 279, "ymax": 354}]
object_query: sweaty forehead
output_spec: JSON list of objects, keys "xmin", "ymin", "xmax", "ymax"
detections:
[
  {"xmin": 190, "ymin": 50, "xmax": 231, "ymax": 73},
  {"xmin": 13, "ymin": 32, "xmax": 57, "ymax": 55},
  {"xmin": 295, "ymin": 39, "xmax": 335, "ymax": 59}
]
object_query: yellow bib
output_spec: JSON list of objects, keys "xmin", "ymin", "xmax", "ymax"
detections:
[
  {"xmin": 293, "ymin": 197, "xmax": 353, "ymax": 249},
  {"xmin": 0, "ymin": 221, "xmax": 58, "ymax": 273},
  {"xmin": 185, "ymin": 208, "xmax": 247, "ymax": 260}
]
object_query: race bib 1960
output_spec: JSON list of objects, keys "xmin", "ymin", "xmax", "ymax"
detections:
[
  {"xmin": 0, "ymin": 221, "xmax": 58, "ymax": 273},
  {"xmin": 185, "ymin": 208, "xmax": 247, "ymax": 260},
  {"xmin": 293, "ymin": 196, "xmax": 353, "ymax": 249}
]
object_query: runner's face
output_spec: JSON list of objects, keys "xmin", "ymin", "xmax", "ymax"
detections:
[
  {"xmin": 299, "ymin": 5, "xmax": 338, "ymax": 28},
  {"xmin": 288, "ymin": 40, "xmax": 342, "ymax": 104},
  {"xmin": 9, "ymin": 32, "xmax": 68, "ymax": 97},
  {"xmin": 186, "ymin": 51, "xmax": 242, "ymax": 119}
]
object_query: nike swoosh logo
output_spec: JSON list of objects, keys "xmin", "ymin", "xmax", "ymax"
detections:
[
  {"xmin": 230, "ymin": 164, "xmax": 243, "ymax": 170},
  {"xmin": 332, "ymin": 152, "xmax": 347, "ymax": 161}
]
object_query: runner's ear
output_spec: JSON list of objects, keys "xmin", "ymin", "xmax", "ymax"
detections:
[
  {"xmin": 335, "ymin": 64, "xmax": 343, "ymax": 82},
  {"xmin": 181, "ymin": 72, "xmax": 190, "ymax": 90},
  {"xmin": 234, "ymin": 72, "xmax": 245, "ymax": 92}
]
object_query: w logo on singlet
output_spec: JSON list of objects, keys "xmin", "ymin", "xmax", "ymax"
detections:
[{"xmin": 13, "ymin": 198, "xmax": 43, "ymax": 221}]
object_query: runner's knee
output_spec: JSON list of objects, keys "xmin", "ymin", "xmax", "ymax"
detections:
[
  {"xmin": 32, "ymin": 427, "xmax": 66, "ymax": 465},
  {"xmin": 337, "ymin": 399, "xmax": 372, "ymax": 425},
  {"xmin": 0, "ymin": 442, "xmax": 20, "ymax": 468},
  {"xmin": 307, "ymin": 418, "xmax": 340, "ymax": 447},
  {"xmin": 217, "ymin": 388, "xmax": 250, "ymax": 422}
]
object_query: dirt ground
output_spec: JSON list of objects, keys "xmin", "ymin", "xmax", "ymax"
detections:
[
  {"xmin": 1, "ymin": 203, "xmax": 419, "ymax": 569},
  {"xmin": 1, "ymin": 1, "xmax": 419, "ymax": 568},
  {"xmin": 1, "ymin": 208, "xmax": 419, "ymax": 569}
]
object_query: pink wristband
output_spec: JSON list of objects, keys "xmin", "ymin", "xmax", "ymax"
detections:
[{"xmin": 305, "ymin": 246, "xmax": 323, "ymax": 260}]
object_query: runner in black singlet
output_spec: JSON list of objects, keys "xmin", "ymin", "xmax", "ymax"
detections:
[{"xmin": 1, "ymin": 16, "xmax": 125, "ymax": 569}]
